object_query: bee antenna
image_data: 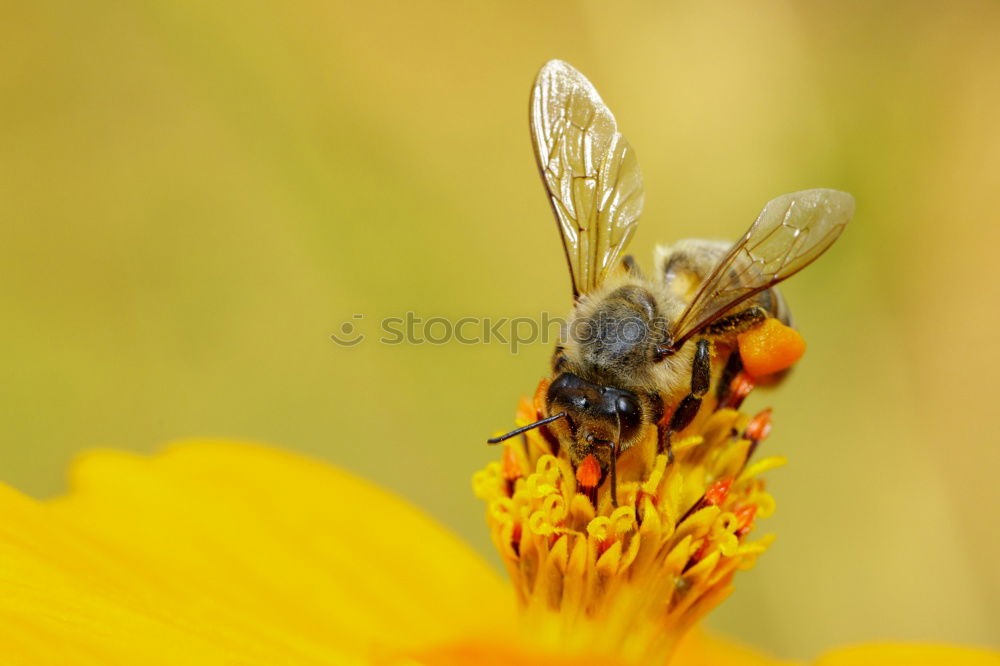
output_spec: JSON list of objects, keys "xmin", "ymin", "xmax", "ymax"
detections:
[{"xmin": 487, "ymin": 412, "xmax": 567, "ymax": 444}]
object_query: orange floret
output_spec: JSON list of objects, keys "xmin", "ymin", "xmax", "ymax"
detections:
[
  {"xmin": 745, "ymin": 408, "xmax": 774, "ymax": 442},
  {"xmin": 735, "ymin": 504, "xmax": 758, "ymax": 537},
  {"xmin": 704, "ymin": 477, "xmax": 733, "ymax": 506},
  {"xmin": 737, "ymin": 318, "xmax": 806, "ymax": 379}
]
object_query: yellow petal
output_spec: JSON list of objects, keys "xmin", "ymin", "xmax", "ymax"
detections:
[
  {"xmin": 392, "ymin": 628, "xmax": 784, "ymax": 666},
  {"xmin": 815, "ymin": 643, "xmax": 1000, "ymax": 666},
  {"xmin": 1, "ymin": 439, "xmax": 515, "ymax": 664},
  {"xmin": 672, "ymin": 628, "xmax": 792, "ymax": 666}
]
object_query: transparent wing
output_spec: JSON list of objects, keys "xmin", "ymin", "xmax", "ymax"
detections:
[
  {"xmin": 530, "ymin": 60, "xmax": 644, "ymax": 297},
  {"xmin": 669, "ymin": 189, "xmax": 855, "ymax": 347}
]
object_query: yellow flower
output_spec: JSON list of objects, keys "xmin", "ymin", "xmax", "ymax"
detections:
[
  {"xmin": 474, "ymin": 377, "xmax": 778, "ymax": 665},
  {"xmin": 0, "ymin": 411, "xmax": 996, "ymax": 664}
]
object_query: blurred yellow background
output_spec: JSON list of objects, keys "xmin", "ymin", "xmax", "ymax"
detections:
[{"xmin": 2, "ymin": 0, "xmax": 998, "ymax": 659}]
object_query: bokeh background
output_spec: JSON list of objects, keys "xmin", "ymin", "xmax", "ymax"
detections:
[{"xmin": 3, "ymin": 0, "xmax": 999, "ymax": 659}]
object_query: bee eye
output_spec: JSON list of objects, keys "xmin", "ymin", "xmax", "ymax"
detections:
[
  {"xmin": 615, "ymin": 392, "xmax": 642, "ymax": 443},
  {"xmin": 617, "ymin": 395, "xmax": 637, "ymax": 416}
]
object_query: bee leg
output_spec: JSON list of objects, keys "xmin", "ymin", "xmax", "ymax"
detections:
[
  {"xmin": 658, "ymin": 338, "xmax": 712, "ymax": 462},
  {"xmin": 716, "ymin": 349, "xmax": 744, "ymax": 405},
  {"xmin": 590, "ymin": 439, "xmax": 620, "ymax": 507},
  {"xmin": 657, "ymin": 425, "xmax": 675, "ymax": 465},
  {"xmin": 704, "ymin": 305, "xmax": 768, "ymax": 336},
  {"xmin": 622, "ymin": 255, "xmax": 643, "ymax": 278},
  {"xmin": 609, "ymin": 444, "xmax": 618, "ymax": 507}
]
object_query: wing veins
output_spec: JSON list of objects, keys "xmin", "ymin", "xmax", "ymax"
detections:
[
  {"xmin": 529, "ymin": 60, "xmax": 644, "ymax": 298},
  {"xmin": 667, "ymin": 189, "xmax": 854, "ymax": 347}
]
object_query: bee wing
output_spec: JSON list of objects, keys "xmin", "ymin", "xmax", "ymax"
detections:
[
  {"xmin": 669, "ymin": 189, "xmax": 855, "ymax": 347},
  {"xmin": 530, "ymin": 60, "xmax": 644, "ymax": 298}
]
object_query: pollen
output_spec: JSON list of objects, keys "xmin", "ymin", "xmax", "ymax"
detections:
[
  {"xmin": 575, "ymin": 454, "xmax": 601, "ymax": 489},
  {"xmin": 473, "ymin": 379, "xmax": 781, "ymax": 665},
  {"xmin": 737, "ymin": 317, "xmax": 806, "ymax": 378}
]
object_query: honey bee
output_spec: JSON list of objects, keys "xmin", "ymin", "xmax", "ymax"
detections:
[{"xmin": 489, "ymin": 60, "xmax": 854, "ymax": 505}]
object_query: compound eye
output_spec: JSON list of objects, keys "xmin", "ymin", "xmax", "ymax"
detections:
[
  {"xmin": 616, "ymin": 392, "xmax": 642, "ymax": 442},
  {"xmin": 616, "ymin": 395, "xmax": 636, "ymax": 415}
]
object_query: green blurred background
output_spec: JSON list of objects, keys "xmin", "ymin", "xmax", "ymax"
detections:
[{"xmin": 3, "ymin": 0, "xmax": 998, "ymax": 659}]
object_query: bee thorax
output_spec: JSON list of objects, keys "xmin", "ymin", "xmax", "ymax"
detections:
[{"xmin": 562, "ymin": 281, "xmax": 669, "ymax": 389}]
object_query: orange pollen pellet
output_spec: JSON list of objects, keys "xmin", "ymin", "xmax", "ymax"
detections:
[
  {"xmin": 576, "ymin": 454, "xmax": 602, "ymax": 489},
  {"xmin": 746, "ymin": 408, "xmax": 773, "ymax": 442},
  {"xmin": 737, "ymin": 317, "xmax": 806, "ymax": 378},
  {"xmin": 704, "ymin": 477, "xmax": 733, "ymax": 506}
]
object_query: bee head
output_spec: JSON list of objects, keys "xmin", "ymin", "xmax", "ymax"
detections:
[{"xmin": 545, "ymin": 372, "xmax": 643, "ymax": 459}]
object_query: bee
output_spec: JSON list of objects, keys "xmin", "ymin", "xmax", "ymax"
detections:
[{"xmin": 489, "ymin": 60, "xmax": 854, "ymax": 505}]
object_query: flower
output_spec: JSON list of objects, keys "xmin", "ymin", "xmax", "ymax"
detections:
[
  {"xmin": 473, "ymin": 375, "xmax": 778, "ymax": 665},
  {"xmin": 0, "ymin": 423, "xmax": 996, "ymax": 664}
]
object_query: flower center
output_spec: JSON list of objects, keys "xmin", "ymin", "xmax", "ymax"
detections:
[{"xmin": 474, "ymin": 376, "xmax": 781, "ymax": 665}]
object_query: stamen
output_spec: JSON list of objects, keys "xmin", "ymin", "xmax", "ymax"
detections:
[
  {"xmin": 745, "ymin": 408, "xmax": 773, "ymax": 463},
  {"xmin": 725, "ymin": 371, "xmax": 756, "ymax": 409},
  {"xmin": 703, "ymin": 477, "xmax": 734, "ymax": 506},
  {"xmin": 735, "ymin": 504, "xmax": 758, "ymax": 537},
  {"xmin": 745, "ymin": 408, "xmax": 773, "ymax": 442}
]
